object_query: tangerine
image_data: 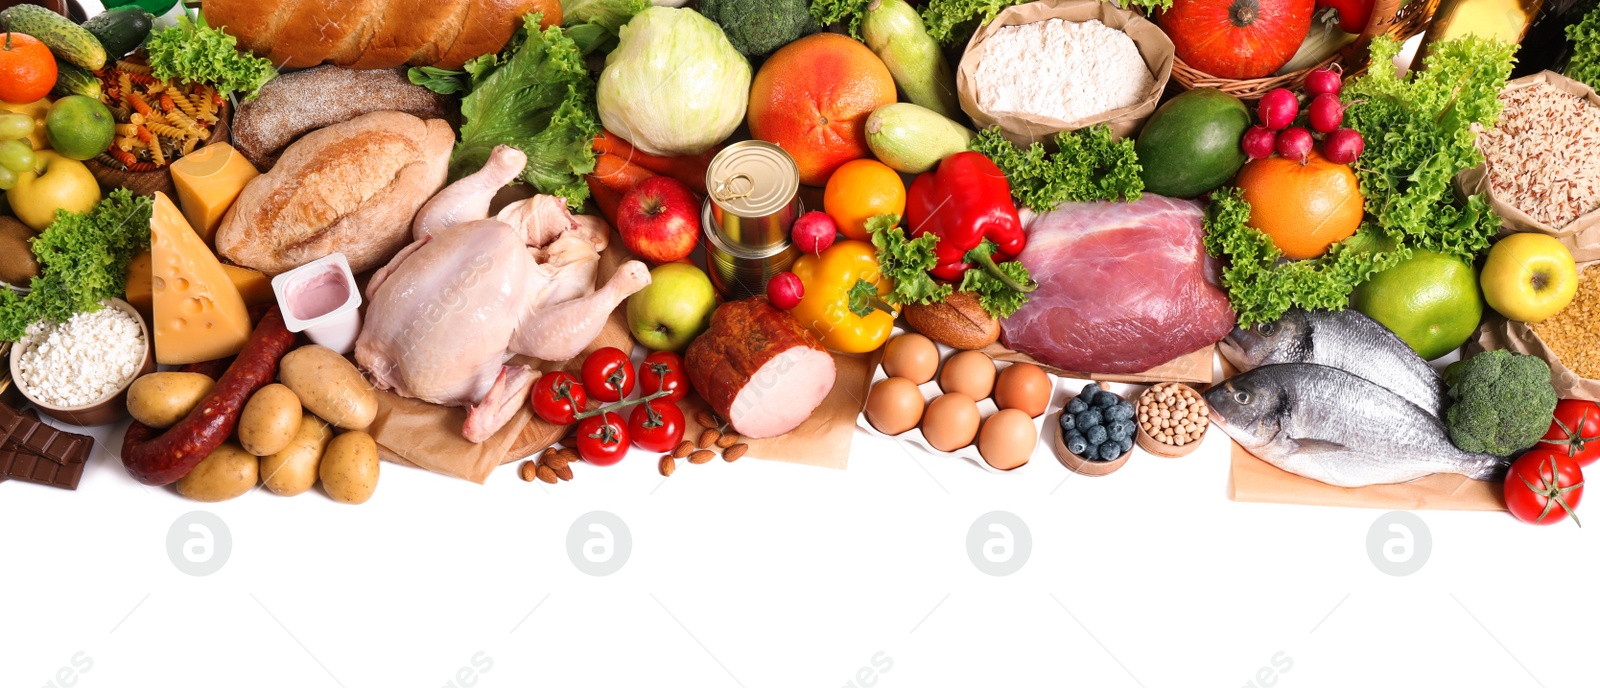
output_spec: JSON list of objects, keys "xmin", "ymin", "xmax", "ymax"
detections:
[
  {"xmin": 1234, "ymin": 150, "xmax": 1364, "ymax": 260},
  {"xmin": 0, "ymin": 33, "xmax": 56, "ymax": 105},
  {"xmin": 823, "ymin": 159, "xmax": 905, "ymax": 241}
]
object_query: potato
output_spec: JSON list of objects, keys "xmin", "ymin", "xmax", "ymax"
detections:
[
  {"xmin": 176, "ymin": 442, "xmax": 258, "ymax": 502},
  {"xmin": 279, "ymin": 345, "xmax": 377, "ymax": 430},
  {"xmin": 319, "ymin": 431, "xmax": 379, "ymax": 505},
  {"xmin": 260, "ymin": 414, "xmax": 332, "ymax": 496},
  {"xmin": 239, "ymin": 384, "xmax": 303, "ymax": 456},
  {"xmin": 126, "ymin": 372, "xmax": 215, "ymax": 428}
]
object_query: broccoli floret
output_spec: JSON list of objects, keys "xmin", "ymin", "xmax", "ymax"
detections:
[
  {"xmin": 698, "ymin": 0, "xmax": 818, "ymax": 57},
  {"xmin": 1443, "ymin": 350, "xmax": 1558, "ymax": 456}
]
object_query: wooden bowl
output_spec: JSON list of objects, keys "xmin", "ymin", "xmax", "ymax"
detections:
[
  {"xmin": 1134, "ymin": 383, "xmax": 1209, "ymax": 459},
  {"xmin": 1051, "ymin": 382, "xmax": 1133, "ymax": 477},
  {"xmin": 8, "ymin": 299, "xmax": 155, "ymax": 427},
  {"xmin": 87, "ymin": 101, "xmax": 233, "ymax": 199}
]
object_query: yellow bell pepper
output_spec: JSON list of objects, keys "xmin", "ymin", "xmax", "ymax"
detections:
[{"xmin": 789, "ymin": 239, "xmax": 898, "ymax": 353}]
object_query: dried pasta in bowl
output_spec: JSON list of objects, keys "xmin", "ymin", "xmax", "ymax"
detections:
[{"xmin": 93, "ymin": 54, "xmax": 221, "ymax": 172}]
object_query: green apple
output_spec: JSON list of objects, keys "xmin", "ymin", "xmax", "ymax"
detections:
[
  {"xmin": 627, "ymin": 262, "xmax": 717, "ymax": 352},
  {"xmin": 1481, "ymin": 233, "xmax": 1578, "ymax": 324},
  {"xmin": 7, "ymin": 151, "xmax": 100, "ymax": 231}
]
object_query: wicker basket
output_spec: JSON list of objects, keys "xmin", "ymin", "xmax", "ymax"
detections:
[{"xmin": 1168, "ymin": 0, "xmax": 1440, "ymax": 100}]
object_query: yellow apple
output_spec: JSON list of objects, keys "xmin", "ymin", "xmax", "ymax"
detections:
[
  {"xmin": 0, "ymin": 98, "xmax": 53, "ymax": 152},
  {"xmin": 7, "ymin": 151, "xmax": 101, "ymax": 231},
  {"xmin": 1480, "ymin": 233, "xmax": 1578, "ymax": 323}
]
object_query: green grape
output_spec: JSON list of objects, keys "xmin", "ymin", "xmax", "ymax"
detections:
[
  {"xmin": 0, "ymin": 165, "xmax": 18, "ymax": 191},
  {"xmin": 0, "ymin": 113, "xmax": 35, "ymax": 141},
  {"xmin": 0, "ymin": 139, "xmax": 35, "ymax": 173}
]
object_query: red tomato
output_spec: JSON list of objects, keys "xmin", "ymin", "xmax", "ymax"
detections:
[
  {"xmin": 530, "ymin": 371, "xmax": 587, "ymax": 425},
  {"xmin": 1504, "ymin": 448, "xmax": 1585, "ymax": 526},
  {"xmin": 1541, "ymin": 399, "xmax": 1600, "ymax": 467},
  {"xmin": 576, "ymin": 412, "xmax": 630, "ymax": 466},
  {"xmin": 639, "ymin": 351, "xmax": 688, "ymax": 402},
  {"xmin": 581, "ymin": 347, "xmax": 635, "ymax": 402},
  {"xmin": 628, "ymin": 398, "xmax": 686, "ymax": 452}
]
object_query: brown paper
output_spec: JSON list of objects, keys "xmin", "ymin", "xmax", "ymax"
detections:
[
  {"xmin": 1467, "ymin": 261, "xmax": 1600, "ymax": 402},
  {"xmin": 1227, "ymin": 443, "xmax": 1506, "ymax": 511},
  {"xmin": 984, "ymin": 343, "xmax": 1218, "ymax": 384},
  {"xmin": 956, "ymin": 0, "xmax": 1175, "ymax": 147},
  {"xmin": 1457, "ymin": 71, "xmax": 1600, "ymax": 262}
]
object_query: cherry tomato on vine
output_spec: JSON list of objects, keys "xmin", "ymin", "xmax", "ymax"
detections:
[
  {"xmin": 639, "ymin": 351, "xmax": 688, "ymax": 403},
  {"xmin": 1504, "ymin": 448, "xmax": 1585, "ymax": 526},
  {"xmin": 530, "ymin": 371, "xmax": 588, "ymax": 425},
  {"xmin": 581, "ymin": 347, "xmax": 635, "ymax": 402},
  {"xmin": 629, "ymin": 398, "xmax": 685, "ymax": 453},
  {"xmin": 576, "ymin": 411, "xmax": 629, "ymax": 466},
  {"xmin": 1541, "ymin": 399, "xmax": 1600, "ymax": 467}
]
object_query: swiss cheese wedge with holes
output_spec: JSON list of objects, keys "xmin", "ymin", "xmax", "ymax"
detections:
[{"xmin": 150, "ymin": 192, "xmax": 252, "ymax": 365}]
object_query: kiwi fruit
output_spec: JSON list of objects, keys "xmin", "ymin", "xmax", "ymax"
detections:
[{"xmin": 0, "ymin": 216, "xmax": 40, "ymax": 286}]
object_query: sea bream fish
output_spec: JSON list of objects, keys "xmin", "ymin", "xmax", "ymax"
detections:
[
  {"xmin": 1218, "ymin": 308, "xmax": 1449, "ymax": 418},
  {"xmin": 1205, "ymin": 363, "xmax": 1506, "ymax": 488}
]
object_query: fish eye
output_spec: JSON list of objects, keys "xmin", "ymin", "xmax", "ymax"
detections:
[
  {"xmin": 1258, "ymin": 322, "xmax": 1276, "ymax": 336},
  {"xmin": 1234, "ymin": 391, "xmax": 1251, "ymax": 404}
]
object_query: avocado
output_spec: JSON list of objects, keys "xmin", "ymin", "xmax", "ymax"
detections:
[{"xmin": 1135, "ymin": 89, "xmax": 1252, "ymax": 199}]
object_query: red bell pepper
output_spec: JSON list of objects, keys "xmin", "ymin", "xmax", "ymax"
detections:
[{"xmin": 905, "ymin": 152, "xmax": 1028, "ymax": 282}]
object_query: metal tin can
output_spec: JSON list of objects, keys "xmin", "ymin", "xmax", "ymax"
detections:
[
  {"xmin": 705, "ymin": 141, "xmax": 801, "ymax": 251},
  {"xmin": 702, "ymin": 199, "xmax": 798, "ymax": 301}
]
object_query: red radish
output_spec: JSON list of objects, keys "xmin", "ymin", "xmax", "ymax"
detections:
[
  {"xmin": 1241, "ymin": 125, "xmax": 1278, "ymax": 160},
  {"xmin": 1308, "ymin": 93, "xmax": 1346, "ymax": 133},
  {"xmin": 1303, "ymin": 65, "xmax": 1343, "ymax": 98},
  {"xmin": 1257, "ymin": 88, "xmax": 1299, "ymax": 130},
  {"xmin": 791, "ymin": 211, "xmax": 838, "ymax": 256},
  {"xmin": 766, "ymin": 272, "xmax": 804, "ymax": 310},
  {"xmin": 1276, "ymin": 126, "xmax": 1314, "ymax": 163},
  {"xmin": 1322, "ymin": 128, "xmax": 1365, "ymax": 164}
]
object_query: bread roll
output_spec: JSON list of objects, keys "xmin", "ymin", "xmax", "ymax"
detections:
[
  {"xmin": 215, "ymin": 111, "xmax": 454, "ymax": 276},
  {"xmin": 204, "ymin": 0, "xmax": 562, "ymax": 70}
]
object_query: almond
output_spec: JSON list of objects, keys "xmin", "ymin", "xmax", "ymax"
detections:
[
  {"xmin": 535, "ymin": 464, "xmax": 559, "ymax": 484},
  {"xmin": 519, "ymin": 460, "xmax": 539, "ymax": 482},
  {"xmin": 556, "ymin": 448, "xmax": 580, "ymax": 465},
  {"xmin": 697, "ymin": 428, "xmax": 720, "ymax": 449},
  {"xmin": 715, "ymin": 432, "xmax": 739, "ymax": 449},
  {"xmin": 553, "ymin": 463, "xmax": 574, "ymax": 481},
  {"xmin": 672, "ymin": 440, "xmax": 695, "ymax": 459},
  {"xmin": 658, "ymin": 455, "xmax": 676, "ymax": 477},
  {"xmin": 544, "ymin": 450, "xmax": 570, "ymax": 471},
  {"xmin": 695, "ymin": 411, "xmax": 718, "ymax": 429},
  {"xmin": 688, "ymin": 449, "xmax": 715, "ymax": 464},
  {"xmin": 723, "ymin": 443, "xmax": 747, "ymax": 462}
]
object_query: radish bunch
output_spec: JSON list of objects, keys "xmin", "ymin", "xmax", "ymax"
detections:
[{"xmin": 1240, "ymin": 66, "xmax": 1365, "ymax": 166}]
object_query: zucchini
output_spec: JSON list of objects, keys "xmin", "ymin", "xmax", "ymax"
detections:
[
  {"xmin": 0, "ymin": 4, "xmax": 107, "ymax": 70},
  {"xmin": 82, "ymin": 6, "xmax": 154, "ymax": 60},
  {"xmin": 51, "ymin": 61, "xmax": 102, "ymax": 100},
  {"xmin": 865, "ymin": 103, "xmax": 975, "ymax": 174},
  {"xmin": 861, "ymin": 0, "xmax": 959, "ymax": 120}
]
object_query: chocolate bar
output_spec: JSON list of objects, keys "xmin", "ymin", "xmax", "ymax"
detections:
[{"xmin": 0, "ymin": 402, "xmax": 93, "ymax": 491}]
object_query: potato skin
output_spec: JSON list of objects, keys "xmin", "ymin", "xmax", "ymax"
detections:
[
  {"xmin": 126, "ymin": 373, "xmax": 215, "ymax": 429},
  {"xmin": 176, "ymin": 442, "xmax": 259, "ymax": 502},
  {"xmin": 319, "ymin": 431, "xmax": 379, "ymax": 504},
  {"xmin": 279, "ymin": 345, "xmax": 378, "ymax": 430},
  {"xmin": 239, "ymin": 384, "xmax": 303, "ymax": 456},
  {"xmin": 260, "ymin": 414, "xmax": 332, "ymax": 496}
]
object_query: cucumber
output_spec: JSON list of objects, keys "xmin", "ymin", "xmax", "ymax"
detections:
[
  {"xmin": 0, "ymin": 4, "xmax": 107, "ymax": 70},
  {"xmin": 866, "ymin": 103, "xmax": 975, "ymax": 174},
  {"xmin": 862, "ymin": 0, "xmax": 960, "ymax": 121},
  {"xmin": 51, "ymin": 61, "xmax": 102, "ymax": 100},
  {"xmin": 82, "ymin": 6, "xmax": 154, "ymax": 60}
]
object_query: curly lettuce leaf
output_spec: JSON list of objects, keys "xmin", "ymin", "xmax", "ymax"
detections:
[
  {"xmin": 970, "ymin": 125, "xmax": 1143, "ymax": 212},
  {"xmin": 809, "ymin": 0, "xmax": 872, "ymax": 38},
  {"xmin": 920, "ymin": 0, "xmax": 1170, "ymax": 45},
  {"xmin": 957, "ymin": 240, "xmax": 1033, "ymax": 319},
  {"xmin": 145, "ymin": 16, "xmax": 276, "ymax": 98},
  {"xmin": 867, "ymin": 214, "xmax": 952, "ymax": 306},
  {"xmin": 1566, "ymin": 3, "xmax": 1600, "ymax": 89},
  {"xmin": 0, "ymin": 189, "xmax": 152, "ymax": 342}
]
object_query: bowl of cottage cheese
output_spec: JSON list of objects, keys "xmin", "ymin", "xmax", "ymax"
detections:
[
  {"xmin": 956, "ymin": 0, "xmax": 1175, "ymax": 146},
  {"xmin": 9, "ymin": 299, "xmax": 155, "ymax": 426}
]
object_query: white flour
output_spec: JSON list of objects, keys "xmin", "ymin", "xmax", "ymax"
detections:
[{"xmin": 974, "ymin": 19, "xmax": 1153, "ymax": 124}]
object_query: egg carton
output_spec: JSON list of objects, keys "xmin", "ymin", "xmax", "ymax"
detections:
[{"xmin": 856, "ymin": 327, "xmax": 1077, "ymax": 473}]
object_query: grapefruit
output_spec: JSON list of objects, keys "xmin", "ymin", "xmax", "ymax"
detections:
[
  {"xmin": 748, "ymin": 33, "xmax": 896, "ymax": 186},
  {"xmin": 1351, "ymin": 250, "xmax": 1483, "ymax": 361}
]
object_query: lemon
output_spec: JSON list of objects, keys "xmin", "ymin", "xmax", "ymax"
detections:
[{"xmin": 1352, "ymin": 250, "xmax": 1483, "ymax": 361}]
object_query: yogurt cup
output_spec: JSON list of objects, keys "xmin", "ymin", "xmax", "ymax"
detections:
[{"xmin": 271, "ymin": 253, "xmax": 362, "ymax": 354}]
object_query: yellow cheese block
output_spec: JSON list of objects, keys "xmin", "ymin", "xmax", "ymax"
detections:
[
  {"xmin": 125, "ymin": 252, "xmax": 275, "ymax": 311},
  {"xmin": 150, "ymin": 192, "xmax": 253, "ymax": 365},
  {"xmin": 168, "ymin": 142, "xmax": 260, "ymax": 245}
]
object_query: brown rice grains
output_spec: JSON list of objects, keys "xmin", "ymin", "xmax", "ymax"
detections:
[
  {"xmin": 1479, "ymin": 82, "xmax": 1600, "ymax": 229},
  {"xmin": 1530, "ymin": 265, "xmax": 1600, "ymax": 378}
]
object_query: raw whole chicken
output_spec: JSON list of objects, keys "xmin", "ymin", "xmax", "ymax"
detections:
[{"xmin": 356, "ymin": 146, "xmax": 651, "ymax": 442}]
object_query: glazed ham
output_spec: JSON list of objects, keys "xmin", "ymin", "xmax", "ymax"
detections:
[
  {"xmin": 686, "ymin": 299, "xmax": 836, "ymax": 439},
  {"xmin": 1000, "ymin": 195, "xmax": 1236, "ymax": 374}
]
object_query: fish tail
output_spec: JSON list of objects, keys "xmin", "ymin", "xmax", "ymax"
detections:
[{"xmin": 1468, "ymin": 454, "xmax": 1513, "ymax": 482}]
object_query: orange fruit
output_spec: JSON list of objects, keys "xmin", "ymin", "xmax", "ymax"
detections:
[
  {"xmin": 0, "ymin": 33, "xmax": 56, "ymax": 105},
  {"xmin": 823, "ymin": 159, "xmax": 905, "ymax": 241},
  {"xmin": 1234, "ymin": 150, "xmax": 1364, "ymax": 260},
  {"xmin": 748, "ymin": 33, "xmax": 896, "ymax": 187}
]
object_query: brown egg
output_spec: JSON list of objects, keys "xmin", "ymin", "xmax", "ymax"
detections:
[
  {"xmin": 866, "ymin": 377, "xmax": 925, "ymax": 435},
  {"xmin": 939, "ymin": 350, "xmax": 996, "ymax": 400},
  {"xmin": 882, "ymin": 333, "xmax": 940, "ymax": 385},
  {"xmin": 978, "ymin": 408, "xmax": 1037, "ymax": 470},
  {"xmin": 921, "ymin": 393, "xmax": 981, "ymax": 451},
  {"xmin": 994, "ymin": 363, "xmax": 1051, "ymax": 418}
]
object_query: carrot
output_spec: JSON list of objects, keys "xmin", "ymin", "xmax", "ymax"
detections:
[
  {"xmin": 593, "ymin": 130, "xmax": 715, "ymax": 194},
  {"xmin": 587, "ymin": 176, "xmax": 624, "ymax": 228},
  {"xmin": 588, "ymin": 152, "xmax": 656, "ymax": 195}
]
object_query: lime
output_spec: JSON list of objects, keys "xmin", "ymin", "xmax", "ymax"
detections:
[
  {"xmin": 1352, "ymin": 250, "xmax": 1484, "ymax": 361},
  {"xmin": 45, "ymin": 95, "xmax": 117, "ymax": 161}
]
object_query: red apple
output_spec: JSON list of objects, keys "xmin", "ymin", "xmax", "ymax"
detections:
[{"xmin": 617, "ymin": 177, "xmax": 700, "ymax": 264}]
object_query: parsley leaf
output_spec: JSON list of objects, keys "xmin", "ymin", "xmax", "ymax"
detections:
[
  {"xmin": 867, "ymin": 214, "xmax": 953, "ymax": 306},
  {"xmin": 970, "ymin": 125, "xmax": 1143, "ymax": 213},
  {"xmin": 0, "ymin": 189, "xmax": 153, "ymax": 342}
]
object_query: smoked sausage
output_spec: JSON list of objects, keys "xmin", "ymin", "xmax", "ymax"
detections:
[{"xmin": 684, "ymin": 299, "xmax": 836, "ymax": 439}]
